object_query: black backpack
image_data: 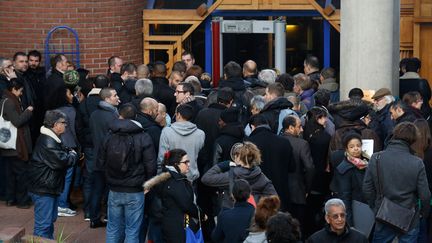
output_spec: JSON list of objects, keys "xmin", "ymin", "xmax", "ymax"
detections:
[{"xmin": 105, "ymin": 132, "xmax": 135, "ymax": 177}]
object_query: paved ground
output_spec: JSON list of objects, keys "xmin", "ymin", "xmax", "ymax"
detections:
[{"xmin": 0, "ymin": 190, "xmax": 106, "ymax": 242}]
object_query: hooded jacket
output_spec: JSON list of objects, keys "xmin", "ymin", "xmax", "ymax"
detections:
[
  {"xmin": 259, "ymin": 97, "xmax": 294, "ymax": 134},
  {"xmin": 143, "ymin": 170, "xmax": 199, "ymax": 243},
  {"xmin": 89, "ymin": 101, "xmax": 119, "ymax": 171},
  {"xmin": 100, "ymin": 119, "xmax": 156, "ymax": 192},
  {"xmin": 158, "ymin": 121, "xmax": 205, "ymax": 181},
  {"xmin": 201, "ymin": 164, "xmax": 277, "ymax": 209},
  {"xmin": 135, "ymin": 111, "xmax": 162, "ymax": 153}
]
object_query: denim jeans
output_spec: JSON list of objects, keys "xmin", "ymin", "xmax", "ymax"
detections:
[
  {"xmin": 57, "ymin": 166, "xmax": 74, "ymax": 208},
  {"xmin": 147, "ymin": 216, "xmax": 163, "ymax": 243},
  {"xmin": 29, "ymin": 192, "xmax": 58, "ymax": 239},
  {"xmin": 106, "ymin": 191, "xmax": 144, "ymax": 243},
  {"xmin": 373, "ymin": 221, "xmax": 420, "ymax": 243},
  {"xmin": 82, "ymin": 147, "xmax": 94, "ymax": 215}
]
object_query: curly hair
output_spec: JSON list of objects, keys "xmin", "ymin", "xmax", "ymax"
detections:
[{"xmin": 266, "ymin": 212, "xmax": 301, "ymax": 243}]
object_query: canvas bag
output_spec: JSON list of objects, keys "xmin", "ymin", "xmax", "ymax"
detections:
[{"xmin": 0, "ymin": 98, "xmax": 17, "ymax": 150}]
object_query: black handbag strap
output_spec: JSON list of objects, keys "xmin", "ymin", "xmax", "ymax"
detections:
[{"xmin": 375, "ymin": 153, "xmax": 383, "ymax": 200}]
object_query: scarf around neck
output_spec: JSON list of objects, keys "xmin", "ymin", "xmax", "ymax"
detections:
[{"xmin": 345, "ymin": 151, "xmax": 368, "ymax": 170}]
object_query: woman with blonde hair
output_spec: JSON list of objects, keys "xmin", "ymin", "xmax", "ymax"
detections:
[
  {"xmin": 244, "ymin": 195, "xmax": 281, "ymax": 243},
  {"xmin": 201, "ymin": 141, "xmax": 277, "ymax": 210}
]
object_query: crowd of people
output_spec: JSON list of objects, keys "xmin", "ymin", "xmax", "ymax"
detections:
[{"xmin": 0, "ymin": 50, "xmax": 431, "ymax": 243}]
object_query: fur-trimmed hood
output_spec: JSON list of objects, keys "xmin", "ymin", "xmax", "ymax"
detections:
[
  {"xmin": 328, "ymin": 99, "xmax": 372, "ymax": 121},
  {"xmin": 143, "ymin": 172, "xmax": 171, "ymax": 191}
]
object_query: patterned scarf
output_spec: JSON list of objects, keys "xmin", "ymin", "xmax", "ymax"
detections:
[{"xmin": 345, "ymin": 151, "xmax": 369, "ymax": 170}]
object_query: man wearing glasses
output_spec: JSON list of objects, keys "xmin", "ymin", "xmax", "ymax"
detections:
[{"xmin": 307, "ymin": 198, "xmax": 368, "ymax": 242}]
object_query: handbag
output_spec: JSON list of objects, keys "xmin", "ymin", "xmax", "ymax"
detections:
[
  {"xmin": 0, "ymin": 98, "xmax": 17, "ymax": 150},
  {"xmin": 374, "ymin": 153, "xmax": 416, "ymax": 233},
  {"xmin": 185, "ymin": 213, "xmax": 204, "ymax": 243}
]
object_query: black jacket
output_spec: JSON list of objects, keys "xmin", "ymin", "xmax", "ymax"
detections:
[
  {"xmin": 16, "ymin": 71, "xmax": 36, "ymax": 109},
  {"xmin": 144, "ymin": 170, "xmax": 200, "ymax": 243},
  {"xmin": 213, "ymin": 123, "xmax": 245, "ymax": 164},
  {"xmin": 151, "ymin": 76, "xmax": 176, "ymax": 117},
  {"xmin": 89, "ymin": 101, "xmax": 119, "ymax": 171},
  {"xmin": 118, "ymin": 78, "xmax": 136, "ymax": 104},
  {"xmin": 282, "ymin": 133, "xmax": 315, "ymax": 205},
  {"xmin": 109, "ymin": 72, "xmax": 123, "ymax": 94},
  {"xmin": 247, "ymin": 126, "xmax": 295, "ymax": 211},
  {"xmin": 211, "ymin": 202, "xmax": 255, "ymax": 243},
  {"xmin": 259, "ymin": 97, "xmax": 293, "ymax": 134},
  {"xmin": 78, "ymin": 92, "xmax": 102, "ymax": 147},
  {"xmin": 195, "ymin": 103, "xmax": 226, "ymax": 173},
  {"xmin": 135, "ymin": 112, "xmax": 162, "ymax": 153},
  {"xmin": 100, "ymin": 119, "xmax": 156, "ymax": 193},
  {"xmin": 44, "ymin": 69, "xmax": 66, "ymax": 110},
  {"xmin": 307, "ymin": 224, "xmax": 368, "ymax": 243},
  {"xmin": 363, "ymin": 140, "xmax": 431, "ymax": 230},
  {"xmin": 333, "ymin": 159, "xmax": 367, "ymax": 226},
  {"xmin": 400, "ymin": 77, "xmax": 431, "ymax": 118},
  {"xmin": 369, "ymin": 104, "xmax": 394, "ymax": 147},
  {"xmin": 27, "ymin": 127, "xmax": 77, "ymax": 196}
]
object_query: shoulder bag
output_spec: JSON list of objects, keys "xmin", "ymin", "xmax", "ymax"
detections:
[
  {"xmin": 375, "ymin": 153, "xmax": 416, "ymax": 233},
  {"xmin": 0, "ymin": 98, "xmax": 17, "ymax": 150}
]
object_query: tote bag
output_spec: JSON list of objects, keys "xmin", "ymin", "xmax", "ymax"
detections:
[{"xmin": 0, "ymin": 98, "xmax": 17, "ymax": 150}]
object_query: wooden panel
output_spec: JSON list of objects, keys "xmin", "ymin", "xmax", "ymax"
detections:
[
  {"xmin": 143, "ymin": 10, "xmax": 203, "ymax": 21},
  {"xmin": 420, "ymin": 4, "xmax": 432, "ymax": 16},
  {"xmin": 222, "ymin": 0, "xmax": 254, "ymax": 4},
  {"xmin": 400, "ymin": 16, "xmax": 414, "ymax": 44},
  {"xmin": 420, "ymin": 24, "xmax": 432, "ymax": 85}
]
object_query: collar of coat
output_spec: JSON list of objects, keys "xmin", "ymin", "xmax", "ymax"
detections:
[{"xmin": 40, "ymin": 126, "xmax": 61, "ymax": 143}]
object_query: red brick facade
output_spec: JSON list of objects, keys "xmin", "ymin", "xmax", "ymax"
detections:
[{"xmin": 0, "ymin": 0, "xmax": 146, "ymax": 75}]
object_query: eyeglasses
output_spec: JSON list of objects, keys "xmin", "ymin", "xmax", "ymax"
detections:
[
  {"xmin": 57, "ymin": 121, "xmax": 67, "ymax": 125},
  {"xmin": 179, "ymin": 160, "xmax": 190, "ymax": 164},
  {"xmin": 329, "ymin": 213, "xmax": 346, "ymax": 220},
  {"xmin": 175, "ymin": 90, "xmax": 187, "ymax": 94}
]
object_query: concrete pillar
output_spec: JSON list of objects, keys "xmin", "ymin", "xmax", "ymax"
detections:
[
  {"xmin": 274, "ymin": 20, "xmax": 286, "ymax": 74},
  {"xmin": 340, "ymin": 0, "xmax": 400, "ymax": 99}
]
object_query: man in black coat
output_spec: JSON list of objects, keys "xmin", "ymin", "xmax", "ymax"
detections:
[
  {"xmin": 25, "ymin": 50, "xmax": 46, "ymax": 144},
  {"xmin": 212, "ymin": 107, "xmax": 245, "ymax": 164},
  {"xmin": 150, "ymin": 62, "xmax": 176, "ymax": 117},
  {"xmin": 89, "ymin": 87, "xmax": 120, "ymax": 228},
  {"xmin": 399, "ymin": 57, "xmax": 431, "ymax": 118},
  {"xmin": 247, "ymin": 115, "xmax": 295, "ymax": 212},
  {"xmin": 307, "ymin": 198, "xmax": 368, "ymax": 243},
  {"xmin": 44, "ymin": 54, "xmax": 68, "ymax": 110},
  {"xmin": 260, "ymin": 82, "xmax": 295, "ymax": 134},
  {"xmin": 195, "ymin": 87, "xmax": 234, "ymax": 240},
  {"xmin": 107, "ymin": 56, "xmax": 124, "ymax": 93},
  {"xmin": 78, "ymin": 74, "xmax": 109, "ymax": 220},
  {"xmin": 100, "ymin": 104, "xmax": 156, "ymax": 242},
  {"xmin": 136, "ymin": 97, "xmax": 162, "ymax": 153},
  {"xmin": 281, "ymin": 115, "xmax": 315, "ymax": 227}
]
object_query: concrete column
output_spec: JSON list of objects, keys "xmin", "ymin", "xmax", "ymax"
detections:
[
  {"xmin": 340, "ymin": 0, "xmax": 400, "ymax": 99},
  {"xmin": 274, "ymin": 20, "xmax": 286, "ymax": 74}
]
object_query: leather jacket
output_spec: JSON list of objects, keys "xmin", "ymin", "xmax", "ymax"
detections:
[{"xmin": 28, "ymin": 127, "xmax": 77, "ymax": 196}]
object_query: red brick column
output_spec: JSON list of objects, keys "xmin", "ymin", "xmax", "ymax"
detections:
[{"xmin": 0, "ymin": 0, "xmax": 146, "ymax": 75}]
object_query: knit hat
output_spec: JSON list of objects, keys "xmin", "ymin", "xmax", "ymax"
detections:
[
  {"xmin": 220, "ymin": 108, "xmax": 239, "ymax": 124},
  {"xmin": 371, "ymin": 88, "xmax": 392, "ymax": 100},
  {"xmin": 63, "ymin": 70, "xmax": 80, "ymax": 88}
]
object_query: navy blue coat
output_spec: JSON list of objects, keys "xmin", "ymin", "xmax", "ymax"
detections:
[{"xmin": 212, "ymin": 202, "xmax": 255, "ymax": 243}]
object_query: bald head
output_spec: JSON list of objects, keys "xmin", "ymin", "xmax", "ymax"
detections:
[
  {"xmin": 243, "ymin": 60, "xmax": 257, "ymax": 77},
  {"xmin": 140, "ymin": 97, "xmax": 159, "ymax": 119}
]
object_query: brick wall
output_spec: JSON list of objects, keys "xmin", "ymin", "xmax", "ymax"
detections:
[{"xmin": 0, "ymin": 0, "xmax": 146, "ymax": 75}]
